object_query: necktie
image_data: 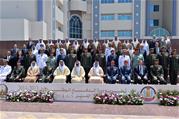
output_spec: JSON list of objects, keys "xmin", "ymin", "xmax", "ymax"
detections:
[{"xmin": 140, "ymin": 65, "xmax": 143, "ymax": 75}]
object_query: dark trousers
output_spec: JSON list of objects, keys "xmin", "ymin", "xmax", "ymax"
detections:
[
  {"xmin": 151, "ymin": 76, "xmax": 167, "ymax": 84},
  {"xmin": 163, "ymin": 68, "xmax": 169, "ymax": 82},
  {"xmin": 134, "ymin": 75, "xmax": 149, "ymax": 84},
  {"xmin": 106, "ymin": 77, "xmax": 116, "ymax": 84},
  {"xmin": 84, "ymin": 68, "xmax": 90, "ymax": 83},
  {"xmin": 121, "ymin": 76, "xmax": 131, "ymax": 84},
  {"xmin": 170, "ymin": 70, "xmax": 178, "ymax": 85}
]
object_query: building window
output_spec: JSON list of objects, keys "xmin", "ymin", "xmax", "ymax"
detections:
[
  {"xmin": 118, "ymin": 0, "xmax": 132, "ymax": 3},
  {"xmin": 118, "ymin": 31, "xmax": 132, "ymax": 37},
  {"xmin": 101, "ymin": 0, "xmax": 114, "ymax": 4},
  {"xmin": 69, "ymin": 15, "xmax": 82, "ymax": 38},
  {"xmin": 118, "ymin": 14, "xmax": 132, "ymax": 20},
  {"xmin": 153, "ymin": 5, "xmax": 159, "ymax": 12},
  {"xmin": 101, "ymin": 14, "xmax": 115, "ymax": 21},
  {"xmin": 100, "ymin": 31, "xmax": 115, "ymax": 37},
  {"xmin": 150, "ymin": 27, "xmax": 170, "ymax": 37},
  {"xmin": 150, "ymin": 19, "xmax": 159, "ymax": 27},
  {"xmin": 150, "ymin": 4, "xmax": 159, "ymax": 12}
]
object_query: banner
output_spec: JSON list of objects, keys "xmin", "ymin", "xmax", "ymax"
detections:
[{"xmin": 1, "ymin": 83, "xmax": 179, "ymax": 103}]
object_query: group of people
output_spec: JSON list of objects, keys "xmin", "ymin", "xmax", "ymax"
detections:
[{"xmin": 0, "ymin": 36, "xmax": 178, "ymax": 85}]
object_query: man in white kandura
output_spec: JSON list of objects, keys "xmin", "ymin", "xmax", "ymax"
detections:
[
  {"xmin": 0, "ymin": 59, "xmax": 12, "ymax": 83},
  {"xmin": 88, "ymin": 60, "xmax": 104, "ymax": 83},
  {"xmin": 53, "ymin": 60, "xmax": 70, "ymax": 83},
  {"xmin": 71, "ymin": 60, "xmax": 85, "ymax": 83}
]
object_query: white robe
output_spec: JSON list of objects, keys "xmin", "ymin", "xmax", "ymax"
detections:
[
  {"xmin": 35, "ymin": 41, "xmax": 46, "ymax": 50},
  {"xmin": 0, "ymin": 65, "xmax": 12, "ymax": 83},
  {"xmin": 73, "ymin": 42, "xmax": 79, "ymax": 51},
  {"xmin": 113, "ymin": 40, "xmax": 119, "ymax": 48},
  {"xmin": 66, "ymin": 41, "xmax": 70, "ymax": 49},
  {"xmin": 83, "ymin": 41, "xmax": 89, "ymax": 49},
  {"xmin": 88, "ymin": 66, "xmax": 104, "ymax": 83},
  {"xmin": 93, "ymin": 41, "xmax": 99, "ymax": 49}
]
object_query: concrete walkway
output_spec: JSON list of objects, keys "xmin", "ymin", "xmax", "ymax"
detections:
[
  {"xmin": 0, "ymin": 111, "xmax": 178, "ymax": 119},
  {"xmin": 0, "ymin": 101, "xmax": 179, "ymax": 119}
]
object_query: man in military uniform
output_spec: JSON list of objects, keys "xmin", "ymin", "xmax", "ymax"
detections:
[
  {"xmin": 95, "ymin": 49, "xmax": 106, "ymax": 74},
  {"xmin": 38, "ymin": 52, "xmax": 56, "ymax": 83},
  {"xmin": 8, "ymin": 60, "xmax": 25, "ymax": 82},
  {"xmin": 81, "ymin": 48, "xmax": 93, "ymax": 83},
  {"xmin": 157, "ymin": 47, "xmax": 169, "ymax": 82},
  {"xmin": 145, "ymin": 48, "xmax": 157, "ymax": 71},
  {"xmin": 150, "ymin": 59, "xmax": 167, "ymax": 84},
  {"xmin": 169, "ymin": 49, "xmax": 179, "ymax": 85}
]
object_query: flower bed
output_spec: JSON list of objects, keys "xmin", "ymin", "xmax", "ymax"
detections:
[
  {"xmin": 6, "ymin": 90, "xmax": 54, "ymax": 103},
  {"xmin": 94, "ymin": 90, "xmax": 144, "ymax": 105},
  {"xmin": 158, "ymin": 90, "xmax": 179, "ymax": 106}
]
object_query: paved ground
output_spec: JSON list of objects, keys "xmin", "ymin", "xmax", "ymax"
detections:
[
  {"xmin": 0, "ymin": 111, "xmax": 178, "ymax": 119},
  {"xmin": 0, "ymin": 101, "xmax": 178, "ymax": 119}
]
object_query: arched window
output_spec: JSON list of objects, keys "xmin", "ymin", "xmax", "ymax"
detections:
[
  {"xmin": 150, "ymin": 27, "xmax": 170, "ymax": 37},
  {"xmin": 69, "ymin": 15, "xmax": 82, "ymax": 38}
]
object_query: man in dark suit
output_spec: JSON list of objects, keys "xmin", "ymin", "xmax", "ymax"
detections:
[
  {"xmin": 134, "ymin": 60, "xmax": 148, "ymax": 84},
  {"xmin": 120, "ymin": 60, "xmax": 132, "ymax": 84},
  {"xmin": 11, "ymin": 44, "xmax": 19, "ymax": 56},
  {"xmin": 107, "ymin": 48, "xmax": 118, "ymax": 67},
  {"xmin": 26, "ymin": 38, "xmax": 35, "ymax": 49},
  {"xmin": 6, "ymin": 50, "xmax": 16, "ymax": 70},
  {"xmin": 57, "ymin": 48, "xmax": 67, "ymax": 66},
  {"xmin": 106, "ymin": 60, "xmax": 119, "ymax": 84}
]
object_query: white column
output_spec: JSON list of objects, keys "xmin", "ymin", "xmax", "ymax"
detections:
[
  {"xmin": 140, "ymin": 0, "xmax": 146, "ymax": 39},
  {"xmin": 63, "ymin": 0, "xmax": 69, "ymax": 39}
]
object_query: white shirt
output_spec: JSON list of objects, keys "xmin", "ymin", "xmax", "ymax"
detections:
[
  {"xmin": 56, "ymin": 48, "xmax": 67, "ymax": 58},
  {"xmin": 118, "ymin": 55, "xmax": 131, "ymax": 68},
  {"xmin": 144, "ymin": 41, "xmax": 149, "ymax": 55},
  {"xmin": 166, "ymin": 38, "xmax": 171, "ymax": 47},
  {"xmin": 105, "ymin": 47, "xmax": 112, "ymax": 62},
  {"xmin": 36, "ymin": 53, "xmax": 48, "ymax": 69},
  {"xmin": 128, "ymin": 49, "xmax": 134, "ymax": 58},
  {"xmin": 32, "ymin": 49, "xmax": 38, "ymax": 55}
]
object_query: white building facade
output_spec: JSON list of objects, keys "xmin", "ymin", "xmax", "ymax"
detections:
[
  {"xmin": 0, "ymin": 0, "xmax": 179, "ymax": 41},
  {"xmin": 0, "ymin": 0, "xmax": 64, "ymax": 41}
]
